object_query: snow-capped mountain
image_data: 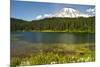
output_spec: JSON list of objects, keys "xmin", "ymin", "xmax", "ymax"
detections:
[
  {"xmin": 54, "ymin": 8, "xmax": 90, "ymax": 18},
  {"xmin": 36, "ymin": 7, "xmax": 94, "ymax": 20}
]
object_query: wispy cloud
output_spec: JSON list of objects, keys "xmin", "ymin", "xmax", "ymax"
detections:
[
  {"xmin": 86, "ymin": 8, "xmax": 95, "ymax": 14},
  {"xmin": 36, "ymin": 14, "xmax": 53, "ymax": 20},
  {"xmin": 36, "ymin": 15, "xmax": 43, "ymax": 19},
  {"xmin": 43, "ymin": 14, "xmax": 53, "ymax": 18}
]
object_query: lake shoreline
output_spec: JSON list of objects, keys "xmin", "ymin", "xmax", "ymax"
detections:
[
  {"xmin": 11, "ymin": 32, "xmax": 95, "ymax": 66},
  {"xmin": 11, "ymin": 31, "xmax": 95, "ymax": 33}
]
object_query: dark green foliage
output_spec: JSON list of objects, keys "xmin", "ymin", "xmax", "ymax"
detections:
[{"xmin": 11, "ymin": 17, "xmax": 95, "ymax": 33}]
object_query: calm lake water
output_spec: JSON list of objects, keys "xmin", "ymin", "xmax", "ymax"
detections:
[
  {"xmin": 11, "ymin": 32, "xmax": 95, "ymax": 44},
  {"xmin": 11, "ymin": 32, "xmax": 95, "ymax": 56}
]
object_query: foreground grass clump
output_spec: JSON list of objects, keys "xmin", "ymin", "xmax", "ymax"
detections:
[{"xmin": 11, "ymin": 43, "xmax": 95, "ymax": 66}]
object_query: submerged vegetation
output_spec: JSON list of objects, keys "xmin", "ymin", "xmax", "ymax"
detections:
[
  {"xmin": 11, "ymin": 43, "xmax": 95, "ymax": 66},
  {"xmin": 11, "ymin": 17, "xmax": 95, "ymax": 33}
]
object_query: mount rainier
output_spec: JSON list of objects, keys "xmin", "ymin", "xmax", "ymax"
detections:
[{"xmin": 36, "ymin": 7, "xmax": 94, "ymax": 19}]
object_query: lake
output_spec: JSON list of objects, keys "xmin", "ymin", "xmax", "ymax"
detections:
[
  {"xmin": 11, "ymin": 32, "xmax": 95, "ymax": 44},
  {"xmin": 11, "ymin": 32, "xmax": 95, "ymax": 56}
]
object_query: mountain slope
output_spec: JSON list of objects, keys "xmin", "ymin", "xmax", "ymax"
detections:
[{"xmin": 54, "ymin": 8, "xmax": 90, "ymax": 18}]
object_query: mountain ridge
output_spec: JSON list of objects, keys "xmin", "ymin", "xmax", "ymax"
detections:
[{"xmin": 54, "ymin": 7, "xmax": 90, "ymax": 18}]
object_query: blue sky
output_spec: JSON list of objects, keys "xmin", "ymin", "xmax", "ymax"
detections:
[{"xmin": 11, "ymin": 0, "xmax": 95, "ymax": 21}]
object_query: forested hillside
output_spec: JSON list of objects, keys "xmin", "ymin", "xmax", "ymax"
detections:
[{"xmin": 11, "ymin": 17, "xmax": 95, "ymax": 33}]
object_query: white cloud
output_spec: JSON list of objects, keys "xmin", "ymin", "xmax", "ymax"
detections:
[
  {"xmin": 86, "ymin": 8, "xmax": 95, "ymax": 13},
  {"xmin": 36, "ymin": 15, "xmax": 43, "ymax": 19},
  {"xmin": 43, "ymin": 14, "xmax": 53, "ymax": 18},
  {"xmin": 86, "ymin": 8, "xmax": 95, "ymax": 16},
  {"xmin": 35, "ymin": 14, "xmax": 53, "ymax": 20}
]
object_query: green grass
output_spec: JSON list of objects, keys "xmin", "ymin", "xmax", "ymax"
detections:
[{"xmin": 10, "ymin": 43, "xmax": 95, "ymax": 66}]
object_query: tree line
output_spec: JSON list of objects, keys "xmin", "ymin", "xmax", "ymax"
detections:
[{"xmin": 11, "ymin": 17, "xmax": 95, "ymax": 33}]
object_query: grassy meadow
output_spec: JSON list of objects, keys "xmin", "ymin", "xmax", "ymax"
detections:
[{"xmin": 11, "ymin": 43, "xmax": 95, "ymax": 66}]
